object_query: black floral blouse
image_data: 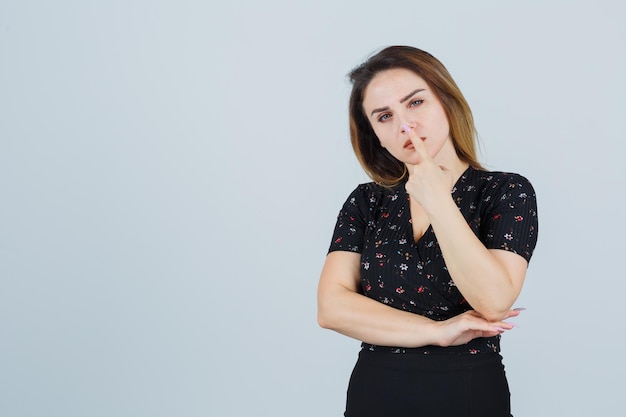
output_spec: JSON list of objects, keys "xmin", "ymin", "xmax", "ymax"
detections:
[{"xmin": 328, "ymin": 166, "xmax": 539, "ymax": 354}]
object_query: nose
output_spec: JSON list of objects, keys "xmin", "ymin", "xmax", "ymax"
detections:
[{"xmin": 400, "ymin": 122, "xmax": 415, "ymax": 134}]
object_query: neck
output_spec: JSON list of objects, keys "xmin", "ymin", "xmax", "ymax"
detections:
[{"xmin": 441, "ymin": 158, "xmax": 470, "ymax": 183}]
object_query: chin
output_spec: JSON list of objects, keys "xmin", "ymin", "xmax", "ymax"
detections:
[{"xmin": 402, "ymin": 158, "xmax": 421, "ymax": 166}]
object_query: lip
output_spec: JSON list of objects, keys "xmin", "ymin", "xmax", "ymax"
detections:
[{"xmin": 403, "ymin": 137, "xmax": 426, "ymax": 149}]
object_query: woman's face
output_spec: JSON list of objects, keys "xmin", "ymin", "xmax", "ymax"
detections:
[{"xmin": 362, "ymin": 68, "xmax": 454, "ymax": 166}]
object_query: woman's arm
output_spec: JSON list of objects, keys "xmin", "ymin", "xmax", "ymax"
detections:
[
  {"xmin": 317, "ymin": 251, "xmax": 516, "ymax": 347},
  {"xmin": 426, "ymin": 197, "xmax": 528, "ymax": 322},
  {"xmin": 403, "ymin": 127, "xmax": 530, "ymax": 322}
]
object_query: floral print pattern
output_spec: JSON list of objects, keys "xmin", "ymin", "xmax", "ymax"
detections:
[{"xmin": 328, "ymin": 166, "xmax": 539, "ymax": 354}]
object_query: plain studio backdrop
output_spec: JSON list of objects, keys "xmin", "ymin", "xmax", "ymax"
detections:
[{"xmin": 1, "ymin": 1, "xmax": 624, "ymax": 416}]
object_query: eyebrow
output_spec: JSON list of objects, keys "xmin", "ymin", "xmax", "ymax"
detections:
[{"xmin": 369, "ymin": 88, "xmax": 426, "ymax": 117}]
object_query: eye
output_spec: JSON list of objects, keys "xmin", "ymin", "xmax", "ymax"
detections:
[
  {"xmin": 377, "ymin": 113, "xmax": 392, "ymax": 123},
  {"xmin": 409, "ymin": 99, "xmax": 424, "ymax": 108}
]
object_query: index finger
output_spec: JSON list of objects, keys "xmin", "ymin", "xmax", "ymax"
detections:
[{"xmin": 402, "ymin": 123, "xmax": 430, "ymax": 160}]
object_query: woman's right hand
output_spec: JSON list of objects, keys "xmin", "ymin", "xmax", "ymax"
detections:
[{"xmin": 435, "ymin": 309, "xmax": 521, "ymax": 347}]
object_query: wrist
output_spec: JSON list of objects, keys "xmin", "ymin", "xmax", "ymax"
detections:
[
  {"xmin": 421, "ymin": 192, "xmax": 455, "ymax": 220},
  {"xmin": 417, "ymin": 318, "xmax": 443, "ymax": 347},
  {"xmin": 430, "ymin": 320, "xmax": 446, "ymax": 347}
]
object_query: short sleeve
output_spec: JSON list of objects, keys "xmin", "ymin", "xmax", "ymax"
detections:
[
  {"xmin": 327, "ymin": 185, "xmax": 371, "ymax": 254},
  {"xmin": 481, "ymin": 174, "xmax": 539, "ymax": 262}
]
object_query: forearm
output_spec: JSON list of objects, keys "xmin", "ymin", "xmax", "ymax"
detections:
[
  {"xmin": 317, "ymin": 251, "xmax": 516, "ymax": 347},
  {"xmin": 426, "ymin": 197, "xmax": 521, "ymax": 321},
  {"xmin": 317, "ymin": 287, "xmax": 440, "ymax": 348}
]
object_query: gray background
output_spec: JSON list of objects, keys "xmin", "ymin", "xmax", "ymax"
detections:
[{"xmin": 1, "ymin": 0, "xmax": 624, "ymax": 416}]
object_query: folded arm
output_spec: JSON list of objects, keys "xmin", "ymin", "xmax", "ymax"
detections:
[
  {"xmin": 317, "ymin": 251, "xmax": 516, "ymax": 347},
  {"xmin": 426, "ymin": 196, "xmax": 529, "ymax": 322}
]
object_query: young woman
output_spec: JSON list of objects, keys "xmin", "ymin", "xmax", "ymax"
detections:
[{"xmin": 317, "ymin": 46, "xmax": 538, "ymax": 416}]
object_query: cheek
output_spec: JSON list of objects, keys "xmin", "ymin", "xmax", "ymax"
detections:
[
  {"xmin": 378, "ymin": 138, "xmax": 391, "ymax": 149},
  {"xmin": 436, "ymin": 111, "xmax": 451, "ymax": 135},
  {"xmin": 426, "ymin": 144, "xmax": 440, "ymax": 159},
  {"xmin": 372, "ymin": 127, "xmax": 392, "ymax": 148}
]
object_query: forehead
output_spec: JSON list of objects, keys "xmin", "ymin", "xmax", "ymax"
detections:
[{"xmin": 363, "ymin": 68, "xmax": 429, "ymax": 108}]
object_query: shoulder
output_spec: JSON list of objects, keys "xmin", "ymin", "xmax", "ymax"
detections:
[
  {"xmin": 467, "ymin": 166, "xmax": 533, "ymax": 186},
  {"xmin": 464, "ymin": 167, "xmax": 536, "ymax": 196},
  {"xmin": 344, "ymin": 181, "xmax": 404, "ymax": 206}
]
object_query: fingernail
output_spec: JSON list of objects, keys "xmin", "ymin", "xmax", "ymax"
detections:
[
  {"xmin": 402, "ymin": 123, "xmax": 411, "ymax": 132},
  {"xmin": 513, "ymin": 307, "xmax": 526, "ymax": 312},
  {"xmin": 507, "ymin": 322, "xmax": 520, "ymax": 328},
  {"xmin": 492, "ymin": 326, "xmax": 508, "ymax": 332}
]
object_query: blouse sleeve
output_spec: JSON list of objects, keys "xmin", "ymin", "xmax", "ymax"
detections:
[
  {"xmin": 480, "ymin": 174, "xmax": 539, "ymax": 262},
  {"xmin": 327, "ymin": 184, "xmax": 371, "ymax": 254}
]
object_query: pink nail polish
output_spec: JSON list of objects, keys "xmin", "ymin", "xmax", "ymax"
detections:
[
  {"xmin": 402, "ymin": 123, "xmax": 411, "ymax": 132},
  {"xmin": 492, "ymin": 326, "xmax": 507, "ymax": 332},
  {"xmin": 507, "ymin": 322, "xmax": 520, "ymax": 328}
]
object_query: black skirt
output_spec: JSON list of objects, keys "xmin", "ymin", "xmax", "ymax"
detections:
[{"xmin": 344, "ymin": 348, "xmax": 512, "ymax": 417}]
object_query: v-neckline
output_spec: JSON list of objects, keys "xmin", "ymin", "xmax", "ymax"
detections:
[
  {"xmin": 408, "ymin": 200, "xmax": 432, "ymax": 244},
  {"xmin": 404, "ymin": 165, "xmax": 473, "ymax": 245}
]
